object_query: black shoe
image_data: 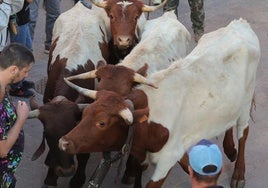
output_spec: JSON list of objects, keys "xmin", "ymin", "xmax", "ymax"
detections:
[
  {"xmin": 22, "ymin": 80, "xmax": 35, "ymax": 89},
  {"xmin": 9, "ymin": 88, "xmax": 35, "ymax": 98}
]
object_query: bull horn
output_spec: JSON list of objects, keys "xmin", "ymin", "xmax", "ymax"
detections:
[
  {"xmin": 119, "ymin": 108, "xmax": 133, "ymax": 125},
  {"xmin": 77, "ymin": 103, "xmax": 90, "ymax": 111},
  {"xmin": 66, "ymin": 70, "xmax": 97, "ymax": 81},
  {"xmin": 28, "ymin": 109, "xmax": 40, "ymax": 119},
  {"xmin": 89, "ymin": 0, "xmax": 107, "ymax": 8},
  {"xmin": 142, "ymin": 0, "xmax": 168, "ymax": 12},
  {"xmin": 133, "ymin": 73, "xmax": 158, "ymax": 88},
  {"xmin": 64, "ymin": 78, "xmax": 97, "ymax": 99},
  {"xmin": 125, "ymin": 99, "xmax": 134, "ymax": 111}
]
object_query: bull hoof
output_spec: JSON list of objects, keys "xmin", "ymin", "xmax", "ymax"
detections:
[
  {"xmin": 42, "ymin": 184, "xmax": 57, "ymax": 188},
  {"xmin": 69, "ymin": 180, "xmax": 84, "ymax": 188},
  {"xmin": 121, "ymin": 174, "xmax": 135, "ymax": 185},
  {"xmin": 230, "ymin": 179, "xmax": 245, "ymax": 188}
]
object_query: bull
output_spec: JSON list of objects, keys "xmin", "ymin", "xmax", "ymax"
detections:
[
  {"xmin": 90, "ymin": 0, "xmax": 168, "ymax": 60},
  {"xmin": 28, "ymin": 2, "xmax": 110, "ymax": 187}
]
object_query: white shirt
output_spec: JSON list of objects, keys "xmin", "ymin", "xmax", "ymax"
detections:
[{"xmin": 0, "ymin": 0, "xmax": 24, "ymax": 51}]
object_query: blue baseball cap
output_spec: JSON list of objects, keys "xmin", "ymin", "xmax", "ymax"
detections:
[{"xmin": 188, "ymin": 139, "xmax": 223, "ymax": 176}]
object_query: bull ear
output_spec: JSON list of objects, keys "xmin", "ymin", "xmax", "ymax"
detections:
[
  {"xmin": 136, "ymin": 63, "xmax": 148, "ymax": 77},
  {"xmin": 133, "ymin": 107, "xmax": 149, "ymax": 123},
  {"xmin": 31, "ymin": 133, "xmax": 46, "ymax": 161},
  {"xmin": 97, "ymin": 60, "xmax": 106, "ymax": 69},
  {"xmin": 64, "ymin": 78, "xmax": 97, "ymax": 99},
  {"xmin": 29, "ymin": 96, "xmax": 39, "ymax": 110},
  {"xmin": 66, "ymin": 70, "xmax": 97, "ymax": 81},
  {"xmin": 133, "ymin": 73, "xmax": 158, "ymax": 88},
  {"xmin": 142, "ymin": 0, "xmax": 168, "ymax": 12}
]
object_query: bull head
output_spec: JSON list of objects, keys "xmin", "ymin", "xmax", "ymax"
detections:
[
  {"xmin": 89, "ymin": 0, "xmax": 168, "ymax": 52},
  {"xmin": 90, "ymin": 0, "xmax": 168, "ymax": 12},
  {"xmin": 64, "ymin": 78, "xmax": 134, "ymax": 125}
]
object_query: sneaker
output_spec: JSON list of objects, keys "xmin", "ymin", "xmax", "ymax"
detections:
[
  {"xmin": 44, "ymin": 46, "xmax": 50, "ymax": 54},
  {"xmin": 22, "ymin": 80, "xmax": 35, "ymax": 89},
  {"xmin": 9, "ymin": 88, "xmax": 35, "ymax": 98}
]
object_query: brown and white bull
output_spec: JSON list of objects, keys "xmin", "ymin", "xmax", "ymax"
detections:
[
  {"xmin": 29, "ymin": 2, "xmax": 110, "ymax": 188},
  {"xmin": 90, "ymin": 0, "xmax": 168, "ymax": 60},
  {"xmin": 59, "ymin": 19, "xmax": 260, "ymax": 188}
]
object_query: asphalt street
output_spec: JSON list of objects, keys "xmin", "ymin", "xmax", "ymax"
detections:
[{"xmin": 12, "ymin": 0, "xmax": 268, "ymax": 187}]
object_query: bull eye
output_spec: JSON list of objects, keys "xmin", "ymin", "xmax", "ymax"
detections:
[{"xmin": 97, "ymin": 121, "xmax": 106, "ymax": 128}]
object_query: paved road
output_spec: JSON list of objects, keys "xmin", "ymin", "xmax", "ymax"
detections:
[{"xmin": 14, "ymin": 0, "xmax": 268, "ymax": 187}]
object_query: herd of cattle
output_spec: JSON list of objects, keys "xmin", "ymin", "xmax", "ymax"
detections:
[{"xmin": 27, "ymin": 0, "xmax": 261, "ymax": 188}]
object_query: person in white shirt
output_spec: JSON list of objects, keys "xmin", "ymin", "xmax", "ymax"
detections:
[{"xmin": 0, "ymin": 0, "xmax": 24, "ymax": 52}]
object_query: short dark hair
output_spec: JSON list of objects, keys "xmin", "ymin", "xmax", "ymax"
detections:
[
  {"xmin": 192, "ymin": 167, "xmax": 221, "ymax": 184},
  {"xmin": 0, "ymin": 43, "xmax": 35, "ymax": 70}
]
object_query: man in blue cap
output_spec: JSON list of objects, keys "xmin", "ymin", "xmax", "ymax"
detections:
[{"xmin": 188, "ymin": 139, "xmax": 224, "ymax": 188}]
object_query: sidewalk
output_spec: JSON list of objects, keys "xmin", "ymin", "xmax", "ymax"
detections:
[{"xmin": 15, "ymin": 0, "xmax": 268, "ymax": 187}]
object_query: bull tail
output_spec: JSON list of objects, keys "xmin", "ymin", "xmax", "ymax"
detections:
[{"xmin": 31, "ymin": 133, "xmax": 46, "ymax": 161}]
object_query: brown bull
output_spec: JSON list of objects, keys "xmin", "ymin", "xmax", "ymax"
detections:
[{"xmin": 90, "ymin": 0, "xmax": 167, "ymax": 59}]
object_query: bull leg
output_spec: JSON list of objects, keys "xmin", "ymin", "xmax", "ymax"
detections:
[
  {"xmin": 121, "ymin": 155, "xmax": 137, "ymax": 185},
  {"xmin": 69, "ymin": 153, "xmax": 90, "ymax": 188},
  {"xmin": 178, "ymin": 153, "xmax": 189, "ymax": 174},
  {"xmin": 145, "ymin": 170, "xmax": 171, "ymax": 188},
  {"xmin": 230, "ymin": 126, "xmax": 249, "ymax": 188},
  {"xmin": 133, "ymin": 164, "xmax": 146, "ymax": 188},
  {"xmin": 223, "ymin": 128, "xmax": 237, "ymax": 162},
  {"xmin": 43, "ymin": 167, "xmax": 58, "ymax": 188},
  {"xmin": 122, "ymin": 154, "xmax": 147, "ymax": 188}
]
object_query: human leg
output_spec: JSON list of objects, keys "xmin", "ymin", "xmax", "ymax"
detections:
[
  {"xmin": 163, "ymin": 0, "xmax": 179, "ymax": 17},
  {"xmin": 29, "ymin": 0, "xmax": 42, "ymax": 41},
  {"xmin": 43, "ymin": 0, "xmax": 61, "ymax": 52},
  {"xmin": 188, "ymin": 0, "xmax": 204, "ymax": 41},
  {"xmin": 10, "ymin": 23, "xmax": 32, "ymax": 50},
  {"xmin": 25, "ymin": 23, "xmax": 33, "ymax": 50}
]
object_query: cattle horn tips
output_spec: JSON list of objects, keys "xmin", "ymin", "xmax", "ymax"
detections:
[
  {"xmin": 77, "ymin": 103, "xmax": 90, "ymax": 111},
  {"xmin": 142, "ymin": 0, "xmax": 168, "ymax": 12},
  {"xmin": 28, "ymin": 109, "xmax": 40, "ymax": 119},
  {"xmin": 119, "ymin": 108, "xmax": 133, "ymax": 125},
  {"xmin": 66, "ymin": 70, "xmax": 97, "ymax": 80},
  {"xmin": 133, "ymin": 73, "xmax": 157, "ymax": 89},
  {"xmin": 64, "ymin": 78, "xmax": 97, "ymax": 99},
  {"xmin": 89, "ymin": 0, "xmax": 107, "ymax": 8}
]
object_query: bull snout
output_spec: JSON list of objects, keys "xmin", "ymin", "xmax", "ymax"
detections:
[{"xmin": 117, "ymin": 35, "xmax": 131, "ymax": 49}]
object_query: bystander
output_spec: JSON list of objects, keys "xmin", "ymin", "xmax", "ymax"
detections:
[{"xmin": 188, "ymin": 139, "xmax": 224, "ymax": 188}]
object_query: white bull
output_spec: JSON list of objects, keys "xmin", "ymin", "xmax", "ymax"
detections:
[
  {"xmin": 137, "ymin": 18, "xmax": 260, "ymax": 187},
  {"xmin": 117, "ymin": 11, "xmax": 191, "ymax": 74}
]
